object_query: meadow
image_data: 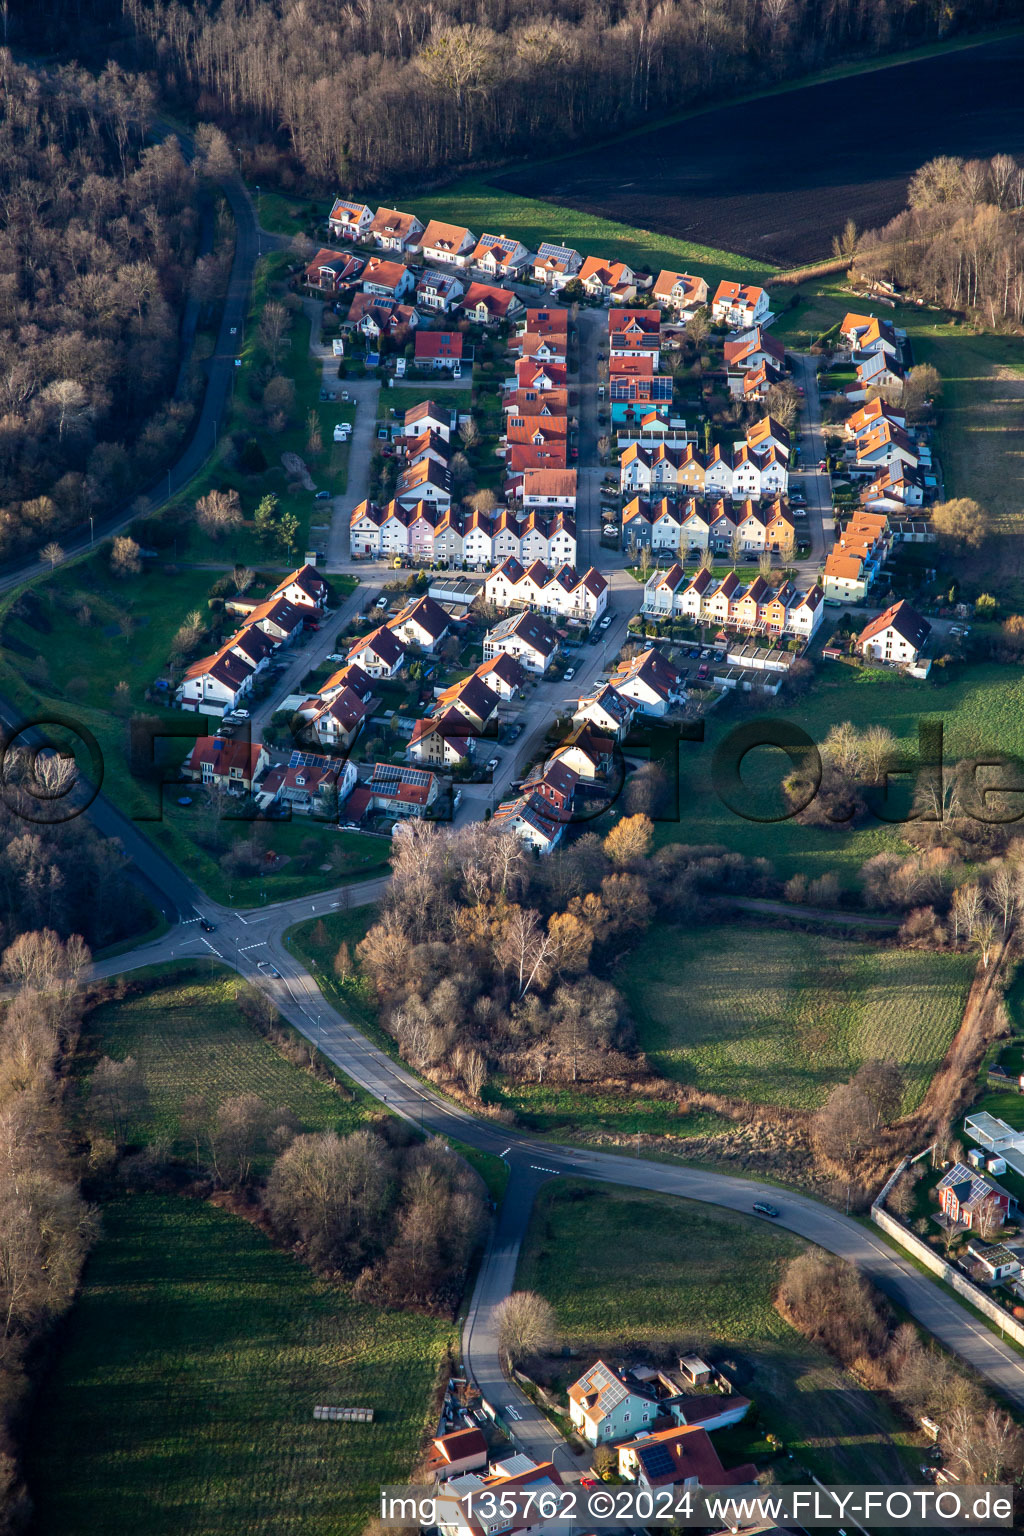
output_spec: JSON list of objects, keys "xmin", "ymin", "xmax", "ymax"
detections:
[
  {"xmin": 517, "ymin": 1182, "xmax": 918, "ymax": 1484},
  {"xmin": 0, "ymin": 550, "xmax": 386, "ymax": 906},
  {"xmin": 616, "ymin": 923, "xmax": 975, "ymax": 1112},
  {"xmin": 81, "ymin": 961, "xmax": 379, "ymax": 1158},
  {"xmin": 657, "ymin": 661, "xmax": 1024, "ymax": 886},
  {"xmin": 26, "ymin": 1196, "xmax": 452, "ymax": 1536}
]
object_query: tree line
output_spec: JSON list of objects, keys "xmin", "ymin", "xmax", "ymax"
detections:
[
  {"xmin": 353, "ymin": 817, "xmax": 770, "ymax": 1098},
  {"xmin": 0, "ymin": 52, "xmax": 202, "ymax": 560},
  {"xmin": 854, "ymin": 153, "xmax": 1024, "ymax": 327},
  {"xmin": 0, "ymin": 932, "xmax": 95, "ymax": 1534},
  {"xmin": 118, "ymin": 0, "xmax": 1013, "ymax": 190},
  {"xmin": 778, "ymin": 1250, "xmax": 1024, "ymax": 1485}
]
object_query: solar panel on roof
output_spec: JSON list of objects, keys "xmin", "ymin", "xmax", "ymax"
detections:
[
  {"xmin": 639, "ymin": 1444, "xmax": 676, "ymax": 1479},
  {"xmin": 288, "ymin": 749, "xmax": 333, "ymax": 769}
]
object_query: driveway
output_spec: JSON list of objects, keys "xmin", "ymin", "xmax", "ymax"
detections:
[
  {"xmin": 304, "ymin": 299, "xmax": 381, "ymax": 571},
  {"xmin": 453, "ymin": 575, "xmax": 643, "ymax": 822},
  {"xmin": 245, "ymin": 577, "xmax": 380, "ymax": 735},
  {"xmin": 791, "ymin": 352, "xmax": 832, "ymax": 562}
]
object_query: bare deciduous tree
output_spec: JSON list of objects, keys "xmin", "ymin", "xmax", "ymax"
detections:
[{"xmin": 495, "ymin": 1290, "xmax": 556, "ymax": 1368}]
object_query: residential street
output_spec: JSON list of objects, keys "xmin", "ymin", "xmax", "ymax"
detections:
[
  {"xmin": 791, "ymin": 350, "xmax": 832, "ymax": 562},
  {"xmin": 303, "ymin": 299, "xmax": 382, "ymax": 570}
]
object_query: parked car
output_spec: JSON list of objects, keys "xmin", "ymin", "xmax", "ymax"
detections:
[
  {"xmin": 487, "ymin": 757, "xmax": 499, "ymax": 772},
  {"xmin": 375, "ymin": 595, "xmax": 389, "ymax": 609},
  {"xmin": 233, "ymin": 709, "xmax": 250, "ymax": 720},
  {"xmin": 563, "ymin": 667, "xmax": 575, "ymax": 681},
  {"xmin": 599, "ymin": 615, "xmax": 612, "ymax": 630},
  {"xmin": 315, "ymin": 490, "xmax": 331, "ymax": 499},
  {"xmin": 696, "ymin": 663, "xmax": 709, "ymax": 680}
]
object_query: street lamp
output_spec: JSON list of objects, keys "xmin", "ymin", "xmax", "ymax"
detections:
[{"xmin": 88, "ymin": 515, "xmax": 94, "ymax": 547}]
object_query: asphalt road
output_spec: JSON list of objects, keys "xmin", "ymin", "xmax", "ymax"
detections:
[
  {"xmin": 8, "ymin": 201, "xmax": 1016, "ymax": 1457},
  {"xmin": 791, "ymin": 352, "xmax": 832, "ymax": 560},
  {"xmin": 80, "ymin": 864, "xmax": 1024, "ymax": 1437},
  {"xmin": 0, "ymin": 148, "xmax": 280, "ymax": 594}
]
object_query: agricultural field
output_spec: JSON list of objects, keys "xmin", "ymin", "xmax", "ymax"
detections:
[
  {"xmin": 492, "ymin": 35, "xmax": 1024, "ymax": 266},
  {"xmin": 26, "ymin": 1196, "xmax": 452, "ymax": 1536},
  {"xmin": 81, "ymin": 961, "xmax": 378, "ymax": 1158},
  {"xmin": 518, "ymin": 1182, "xmax": 918, "ymax": 1484},
  {"xmin": 617, "ymin": 923, "xmax": 974, "ymax": 1112}
]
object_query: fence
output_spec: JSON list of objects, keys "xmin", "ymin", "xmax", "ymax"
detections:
[{"xmin": 871, "ymin": 1177, "xmax": 1024, "ymax": 1349}]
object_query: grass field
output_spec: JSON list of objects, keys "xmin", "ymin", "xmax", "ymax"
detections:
[
  {"xmin": 518, "ymin": 1182, "xmax": 918, "ymax": 1484},
  {"xmin": 0, "ymin": 551, "xmax": 386, "ymax": 907},
  {"xmin": 83, "ymin": 961, "xmax": 378, "ymax": 1158},
  {"xmin": 415, "ymin": 177, "xmax": 767, "ymax": 287},
  {"xmin": 485, "ymin": 1081, "xmax": 737, "ymax": 1142},
  {"xmin": 616, "ymin": 923, "xmax": 975, "ymax": 1112},
  {"xmin": 27, "ymin": 1195, "xmax": 452, "ymax": 1536},
  {"xmin": 658, "ymin": 660, "xmax": 1024, "ymax": 885}
]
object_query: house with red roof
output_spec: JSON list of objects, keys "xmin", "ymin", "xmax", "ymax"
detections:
[
  {"xmin": 305, "ymin": 248, "xmax": 365, "ymax": 292},
  {"xmin": 618, "ymin": 1423, "xmax": 757, "ymax": 1492},
  {"xmin": 711, "ymin": 280, "xmax": 770, "ymax": 328},
  {"xmin": 579, "ymin": 256, "xmax": 637, "ymax": 302},
  {"xmin": 182, "ymin": 736, "xmax": 268, "ymax": 792},
  {"xmin": 421, "ymin": 220, "xmax": 477, "ymax": 267},
  {"xmin": 347, "ymin": 763, "xmax": 440, "ymax": 822},
  {"xmin": 328, "ymin": 199, "xmax": 373, "ymax": 242},
  {"xmin": 652, "ymin": 270, "xmax": 708, "ymax": 316},
  {"xmin": 368, "ymin": 207, "xmax": 424, "ymax": 253},
  {"xmin": 362, "ymin": 256, "xmax": 415, "ymax": 300},
  {"xmin": 415, "ymin": 330, "xmax": 464, "ymax": 371}
]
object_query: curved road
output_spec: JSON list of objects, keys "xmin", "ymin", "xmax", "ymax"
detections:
[
  {"xmin": 3, "ymin": 164, "xmax": 1017, "ymax": 1453},
  {"xmin": 0, "ymin": 150, "xmax": 280, "ymax": 594},
  {"xmin": 81, "ymin": 865, "xmax": 1024, "ymax": 1449}
]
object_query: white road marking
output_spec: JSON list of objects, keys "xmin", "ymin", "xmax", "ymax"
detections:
[{"xmin": 200, "ymin": 938, "xmax": 224, "ymax": 958}]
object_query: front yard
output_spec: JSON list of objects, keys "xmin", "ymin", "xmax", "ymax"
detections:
[{"xmin": 517, "ymin": 1181, "xmax": 920, "ymax": 1485}]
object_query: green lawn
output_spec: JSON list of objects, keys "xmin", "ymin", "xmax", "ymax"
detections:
[
  {"xmin": 660, "ymin": 661, "xmax": 1024, "ymax": 885},
  {"xmin": 83, "ymin": 961, "xmax": 378, "ymax": 1157},
  {"xmin": 518, "ymin": 1182, "xmax": 918, "ymax": 1484},
  {"xmin": 0, "ymin": 550, "xmax": 384, "ymax": 907},
  {"xmin": 617, "ymin": 923, "xmax": 975, "ymax": 1112},
  {"xmin": 378, "ymin": 385, "xmax": 473, "ymax": 421},
  {"xmin": 485, "ymin": 1081, "xmax": 737, "ymax": 1142},
  {"xmin": 26, "ymin": 1195, "xmax": 452, "ymax": 1536},
  {"xmin": 415, "ymin": 177, "xmax": 767, "ymax": 287}
]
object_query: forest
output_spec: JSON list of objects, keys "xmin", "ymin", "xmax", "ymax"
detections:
[
  {"xmin": 118, "ymin": 0, "xmax": 1017, "ymax": 189},
  {"xmin": 855, "ymin": 153, "xmax": 1024, "ymax": 327},
  {"xmin": 0, "ymin": 53, "xmax": 202, "ymax": 562}
]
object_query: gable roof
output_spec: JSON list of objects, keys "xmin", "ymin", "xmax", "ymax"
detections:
[
  {"xmin": 858, "ymin": 599, "xmax": 931, "ymax": 651},
  {"xmin": 415, "ymin": 330, "xmax": 463, "ymax": 361},
  {"xmin": 184, "ymin": 735, "xmax": 264, "ymax": 780},
  {"xmin": 487, "ymin": 608, "xmax": 558, "ymax": 657},
  {"xmin": 388, "ymin": 593, "xmax": 450, "ymax": 643},
  {"xmin": 421, "ymin": 219, "xmax": 473, "ymax": 252},
  {"xmin": 348, "ymin": 624, "xmax": 406, "ymax": 666}
]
